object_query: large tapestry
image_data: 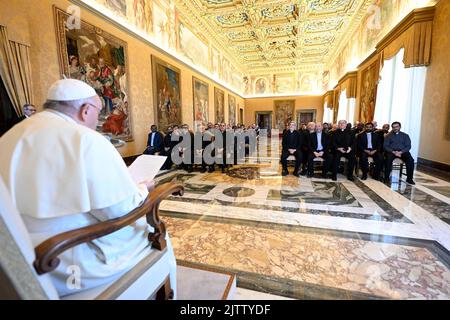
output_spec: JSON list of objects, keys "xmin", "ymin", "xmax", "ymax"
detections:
[
  {"xmin": 193, "ymin": 77, "xmax": 209, "ymax": 126},
  {"xmin": 274, "ymin": 100, "xmax": 295, "ymax": 132},
  {"xmin": 359, "ymin": 60, "xmax": 380, "ymax": 123},
  {"xmin": 152, "ymin": 56, "xmax": 182, "ymax": 130},
  {"xmin": 228, "ymin": 95, "xmax": 236, "ymax": 126},
  {"xmin": 214, "ymin": 87, "xmax": 225, "ymax": 124},
  {"xmin": 54, "ymin": 7, "xmax": 133, "ymax": 141}
]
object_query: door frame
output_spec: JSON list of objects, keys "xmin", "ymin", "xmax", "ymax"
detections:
[
  {"xmin": 296, "ymin": 109, "xmax": 317, "ymax": 127},
  {"xmin": 255, "ymin": 111, "xmax": 273, "ymax": 129}
]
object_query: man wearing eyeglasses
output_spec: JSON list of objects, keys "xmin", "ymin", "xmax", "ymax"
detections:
[{"xmin": 0, "ymin": 79, "xmax": 177, "ymax": 297}]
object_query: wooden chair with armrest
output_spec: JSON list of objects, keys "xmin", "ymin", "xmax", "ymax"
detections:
[{"xmin": 0, "ymin": 179, "xmax": 184, "ymax": 300}]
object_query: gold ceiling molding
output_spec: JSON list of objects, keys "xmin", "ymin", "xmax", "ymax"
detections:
[
  {"xmin": 376, "ymin": 6, "xmax": 435, "ymax": 67},
  {"xmin": 176, "ymin": 0, "xmax": 371, "ymax": 74}
]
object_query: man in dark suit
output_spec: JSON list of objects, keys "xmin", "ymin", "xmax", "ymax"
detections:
[
  {"xmin": 331, "ymin": 120, "xmax": 356, "ymax": 181},
  {"xmin": 281, "ymin": 121, "xmax": 303, "ymax": 176},
  {"xmin": 143, "ymin": 124, "xmax": 164, "ymax": 155},
  {"xmin": 357, "ymin": 122, "xmax": 383, "ymax": 180},
  {"xmin": 383, "ymin": 121, "xmax": 415, "ymax": 185},
  {"xmin": 15, "ymin": 104, "xmax": 36, "ymax": 123},
  {"xmin": 161, "ymin": 126, "xmax": 177, "ymax": 170},
  {"xmin": 300, "ymin": 122, "xmax": 315, "ymax": 175},
  {"xmin": 307, "ymin": 122, "xmax": 331, "ymax": 178}
]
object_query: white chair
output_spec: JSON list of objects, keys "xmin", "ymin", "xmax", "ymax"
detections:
[
  {"xmin": 393, "ymin": 157, "xmax": 405, "ymax": 177},
  {"xmin": 0, "ymin": 177, "xmax": 183, "ymax": 300}
]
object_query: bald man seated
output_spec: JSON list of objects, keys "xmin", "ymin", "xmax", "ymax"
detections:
[{"xmin": 0, "ymin": 79, "xmax": 177, "ymax": 296}]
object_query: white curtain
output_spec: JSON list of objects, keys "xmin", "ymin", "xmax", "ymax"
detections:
[
  {"xmin": 374, "ymin": 49, "xmax": 427, "ymax": 159},
  {"xmin": 337, "ymin": 89, "xmax": 356, "ymax": 123},
  {"xmin": 322, "ymin": 102, "xmax": 333, "ymax": 123}
]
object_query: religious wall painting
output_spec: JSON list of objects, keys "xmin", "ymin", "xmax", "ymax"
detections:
[
  {"xmin": 221, "ymin": 57, "xmax": 231, "ymax": 84},
  {"xmin": 177, "ymin": 19, "xmax": 209, "ymax": 71},
  {"xmin": 228, "ymin": 95, "xmax": 236, "ymax": 126},
  {"xmin": 54, "ymin": 6, "xmax": 133, "ymax": 141},
  {"xmin": 192, "ymin": 77, "xmax": 209, "ymax": 126},
  {"xmin": 231, "ymin": 68, "xmax": 243, "ymax": 92},
  {"xmin": 254, "ymin": 77, "xmax": 268, "ymax": 94},
  {"xmin": 98, "ymin": 0, "xmax": 127, "ymax": 17},
  {"xmin": 152, "ymin": 0, "xmax": 174, "ymax": 49},
  {"xmin": 214, "ymin": 87, "xmax": 225, "ymax": 123},
  {"xmin": 152, "ymin": 56, "xmax": 182, "ymax": 131},
  {"xmin": 359, "ymin": 61, "xmax": 380, "ymax": 123},
  {"xmin": 211, "ymin": 46, "xmax": 220, "ymax": 76},
  {"xmin": 129, "ymin": 0, "xmax": 153, "ymax": 34},
  {"xmin": 275, "ymin": 73, "xmax": 295, "ymax": 94},
  {"xmin": 322, "ymin": 70, "xmax": 330, "ymax": 91},
  {"xmin": 274, "ymin": 100, "xmax": 295, "ymax": 132},
  {"xmin": 300, "ymin": 74, "xmax": 313, "ymax": 92}
]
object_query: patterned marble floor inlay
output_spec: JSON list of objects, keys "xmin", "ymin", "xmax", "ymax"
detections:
[
  {"xmin": 165, "ymin": 216, "xmax": 450, "ymax": 299},
  {"xmin": 156, "ymin": 155, "xmax": 450, "ymax": 300}
]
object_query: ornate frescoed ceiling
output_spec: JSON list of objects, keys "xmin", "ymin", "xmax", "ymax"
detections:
[
  {"xmin": 82, "ymin": 0, "xmax": 425, "ymax": 96},
  {"xmin": 174, "ymin": 0, "xmax": 372, "ymax": 75}
]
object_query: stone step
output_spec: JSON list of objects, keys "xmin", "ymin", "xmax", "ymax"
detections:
[{"xmin": 176, "ymin": 265, "xmax": 236, "ymax": 300}]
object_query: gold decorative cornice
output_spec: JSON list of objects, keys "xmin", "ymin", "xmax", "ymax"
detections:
[{"xmin": 376, "ymin": 6, "xmax": 435, "ymax": 53}]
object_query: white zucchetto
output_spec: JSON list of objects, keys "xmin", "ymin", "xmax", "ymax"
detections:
[{"xmin": 47, "ymin": 79, "xmax": 97, "ymax": 101}]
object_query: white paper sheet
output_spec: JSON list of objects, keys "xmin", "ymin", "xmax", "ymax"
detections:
[{"xmin": 127, "ymin": 155, "xmax": 167, "ymax": 183}]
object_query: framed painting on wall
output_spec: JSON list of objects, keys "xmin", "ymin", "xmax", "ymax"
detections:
[
  {"xmin": 214, "ymin": 88, "xmax": 225, "ymax": 124},
  {"xmin": 151, "ymin": 55, "xmax": 182, "ymax": 131},
  {"xmin": 54, "ymin": 6, "xmax": 133, "ymax": 141},
  {"xmin": 192, "ymin": 77, "xmax": 209, "ymax": 126},
  {"xmin": 274, "ymin": 100, "xmax": 295, "ymax": 132},
  {"xmin": 228, "ymin": 95, "xmax": 236, "ymax": 126}
]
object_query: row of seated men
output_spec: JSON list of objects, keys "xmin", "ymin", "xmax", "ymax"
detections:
[
  {"xmin": 143, "ymin": 122, "xmax": 258, "ymax": 173},
  {"xmin": 281, "ymin": 120, "xmax": 415, "ymax": 184}
]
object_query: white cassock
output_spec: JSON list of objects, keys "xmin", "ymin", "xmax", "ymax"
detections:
[{"xmin": 0, "ymin": 109, "xmax": 177, "ymax": 297}]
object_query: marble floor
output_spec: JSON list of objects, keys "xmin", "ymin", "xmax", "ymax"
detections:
[{"xmin": 155, "ymin": 145, "xmax": 450, "ymax": 300}]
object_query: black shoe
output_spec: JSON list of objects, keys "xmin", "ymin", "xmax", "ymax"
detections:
[
  {"xmin": 361, "ymin": 174, "xmax": 367, "ymax": 180},
  {"xmin": 384, "ymin": 177, "xmax": 391, "ymax": 184},
  {"xmin": 347, "ymin": 176, "xmax": 354, "ymax": 181},
  {"xmin": 331, "ymin": 175, "xmax": 337, "ymax": 181},
  {"xmin": 293, "ymin": 170, "xmax": 300, "ymax": 177},
  {"xmin": 282, "ymin": 169, "xmax": 288, "ymax": 176},
  {"xmin": 200, "ymin": 168, "xmax": 207, "ymax": 173},
  {"xmin": 208, "ymin": 167, "xmax": 215, "ymax": 173},
  {"xmin": 406, "ymin": 179, "xmax": 416, "ymax": 185},
  {"xmin": 307, "ymin": 172, "xmax": 314, "ymax": 178},
  {"xmin": 187, "ymin": 168, "xmax": 193, "ymax": 173},
  {"xmin": 300, "ymin": 170, "xmax": 307, "ymax": 176}
]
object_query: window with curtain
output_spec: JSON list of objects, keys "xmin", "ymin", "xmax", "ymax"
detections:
[
  {"xmin": 374, "ymin": 48, "xmax": 427, "ymax": 160},
  {"xmin": 336, "ymin": 89, "xmax": 356, "ymax": 124}
]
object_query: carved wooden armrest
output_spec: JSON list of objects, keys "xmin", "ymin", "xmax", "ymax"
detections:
[{"xmin": 33, "ymin": 182, "xmax": 184, "ymax": 275}]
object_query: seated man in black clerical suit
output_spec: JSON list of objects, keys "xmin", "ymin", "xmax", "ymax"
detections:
[
  {"xmin": 356, "ymin": 122, "xmax": 383, "ymax": 180},
  {"xmin": 330, "ymin": 120, "xmax": 356, "ymax": 181},
  {"xmin": 280, "ymin": 121, "xmax": 303, "ymax": 177},
  {"xmin": 161, "ymin": 126, "xmax": 175, "ymax": 170},
  {"xmin": 383, "ymin": 121, "xmax": 415, "ymax": 185},
  {"xmin": 307, "ymin": 122, "xmax": 332, "ymax": 178}
]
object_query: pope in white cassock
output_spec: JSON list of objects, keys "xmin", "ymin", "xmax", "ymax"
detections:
[{"xmin": 0, "ymin": 79, "xmax": 177, "ymax": 297}]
